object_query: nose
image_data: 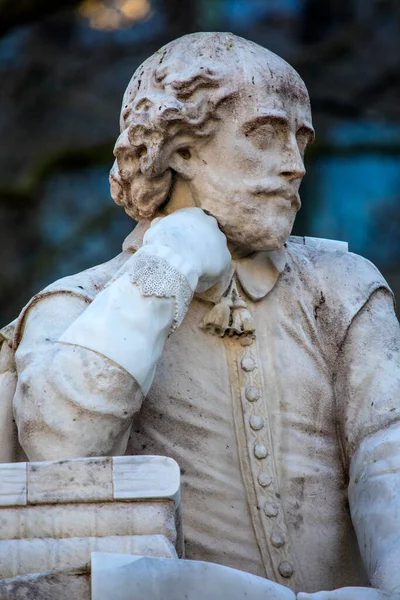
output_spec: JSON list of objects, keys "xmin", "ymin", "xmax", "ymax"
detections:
[
  {"xmin": 279, "ymin": 136, "xmax": 306, "ymax": 181},
  {"xmin": 113, "ymin": 128, "xmax": 131, "ymax": 158}
]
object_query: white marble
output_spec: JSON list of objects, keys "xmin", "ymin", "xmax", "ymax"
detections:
[
  {"xmin": 1, "ymin": 31, "xmax": 400, "ymax": 600},
  {"xmin": 0, "ymin": 462, "xmax": 26, "ymax": 507},
  {"xmin": 0, "ymin": 456, "xmax": 181, "ymax": 581},
  {"xmin": 0, "ymin": 501, "xmax": 176, "ymax": 542},
  {"xmin": 0, "ymin": 567, "xmax": 90, "ymax": 600},
  {"xmin": 113, "ymin": 455, "xmax": 180, "ymax": 504},
  {"xmin": 289, "ymin": 235, "xmax": 348, "ymax": 252},
  {"xmin": 91, "ymin": 554, "xmax": 296, "ymax": 600},
  {"xmin": 59, "ymin": 209, "xmax": 230, "ymax": 395},
  {"xmin": 27, "ymin": 457, "xmax": 113, "ymax": 504},
  {"xmin": 0, "ymin": 534, "xmax": 176, "ymax": 579}
]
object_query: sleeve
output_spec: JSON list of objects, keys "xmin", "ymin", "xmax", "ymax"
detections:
[
  {"xmin": 13, "ymin": 245, "xmax": 197, "ymax": 462},
  {"xmin": 334, "ymin": 288, "xmax": 400, "ymax": 593},
  {"xmin": 0, "ymin": 333, "xmax": 18, "ymax": 462}
]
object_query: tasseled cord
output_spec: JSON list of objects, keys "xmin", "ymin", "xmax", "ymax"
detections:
[{"xmin": 200, "ymin": 278, "xmax": 255, "ymax": 337}]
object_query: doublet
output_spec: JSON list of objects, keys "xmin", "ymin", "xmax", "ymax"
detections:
[
  {"xmin": 127, "ymin": 242, "xmax": 395, "ymax": 592},
  {"xmin": 2, "ymin": 234, "xmax": 400, "ymax": 594}
]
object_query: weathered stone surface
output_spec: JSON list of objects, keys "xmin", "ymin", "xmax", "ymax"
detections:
[
  {"xmin": 91, "ymin": 554, "xmax": 296, "ymax": 600},
  {"xmin": 0, "ymin": 501, "xmax": 176, "ymax": 543},
  {"xmin": 27, "ymin": 457, "xmax": 113, "ymax": 504},
  {"xmin": 0, "ymin": 567, "xmax": 90, "ymax": 600},
  {"xmin": 113, "ymin": 456, "xmax": 180, "ymax": 503},
  {"xmin": 0, "ymin": 534, "xmax": 176, "ymax": 579},
  {"xmin": 0, "ymin": 456, "xmax": 181, "ymax": 582},
  {"xmin": 0, "ymin": 463, "xmax": 26, "ymax": 507},
  {"xmin": 1, "ymin": 30, "xmax": 400, "ymax": 600}
]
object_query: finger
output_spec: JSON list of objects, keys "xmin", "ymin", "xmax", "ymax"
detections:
[
  {"xmin": 297, "ymin": 593, "xmax": 327, "ymax": 600},
  {"xmin": 149, "ymin": 216, "xmax": 164, "ymax": 228},
  {"xmin": 297, "ymin": 592, "xmax": 354, "ymax": 600},
  {"xmin": 298, "ymin": 589, "xmax": 391, "ymax": 600}
]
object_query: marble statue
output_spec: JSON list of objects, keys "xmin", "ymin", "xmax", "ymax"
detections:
[{"xmin": 1, "ymin": 32, "xmax": 400, "ymax": 599}]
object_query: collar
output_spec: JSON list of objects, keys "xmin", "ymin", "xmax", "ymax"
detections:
[
  {"xmin": 234, "ymin": 247, "xmax": 287, "ymax": 301},
  {"xmin": 122, "ymin": 222, "xmax": 288, "ymax": 304}
]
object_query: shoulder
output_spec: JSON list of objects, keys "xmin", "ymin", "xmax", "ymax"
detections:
[
  {"xmin": 285, "ymin": 239, "xmax": 395, "ymax": 348},
  {"xmin": 7, "ymin": 252, "xmax": 131, "ymax": 350},
  {"xmin": 40, "ymin": 252, "xmax": 130, "ymax": 299},
  {"xmin": 287, "ymin": 238, "xmax": 392, "ymax": 299}
]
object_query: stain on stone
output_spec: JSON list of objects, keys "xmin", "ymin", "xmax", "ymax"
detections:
[
  {"xmin": 314, "ymin": 291, "xmax": 326, "ymax": 320},
  {"xmin": 286, "ymin": 477, "xmax": 305, "ymax": 530},
  {"xmin": 159, "ymin": 50, "xmax": 167, "ymax": 65}
]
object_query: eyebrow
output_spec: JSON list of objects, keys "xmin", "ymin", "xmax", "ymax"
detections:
[{"xmin": 241, "ymin": 110, "xmax": 315, "ymax": 142}]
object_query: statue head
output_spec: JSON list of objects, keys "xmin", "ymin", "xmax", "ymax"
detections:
[{"xmin": 110, "ymin": 32, "xmax": 314, "ymax": 252}]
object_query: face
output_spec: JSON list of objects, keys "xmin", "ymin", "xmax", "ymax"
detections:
[{"xmin": 179, "ymin": 74, "xmax": 314, "ymax": 252}]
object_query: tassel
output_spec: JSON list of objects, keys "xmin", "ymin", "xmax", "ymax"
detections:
[
  {"xmin": 200, "ymin": 296, "xmax": 232, "ymax": 337},
  {"xmin": 226, "ymin": 283, "xmax": 255, "ymax": 336},
  {"xmin": 200, "ymin": 276, "xmax": 256, "ymax": 337},
  {"xmin": 227, "ymin": 306, "xmax": 255, "ymax": 336}
]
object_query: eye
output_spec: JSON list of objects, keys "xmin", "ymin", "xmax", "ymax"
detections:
[
  {"xmin": 296, "ymin": 127, "xmax": 314, "ymax": 156},
  {"xmin": 178, "ymin": 148, "xmax": 191, "ymax": 160},
  {"xmin": 245, "ymin": 122, "xmax": 279, "ymax": 150}
]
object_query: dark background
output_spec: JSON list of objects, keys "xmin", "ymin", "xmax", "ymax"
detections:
[{"xmin": 1, "ymin": 0, "xmax": 400, "ymax": 324}]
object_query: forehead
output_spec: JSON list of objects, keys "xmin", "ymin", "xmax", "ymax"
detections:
[{"xmin": 231, "ymin": 60, "xmax": 312, "ymax": 125}]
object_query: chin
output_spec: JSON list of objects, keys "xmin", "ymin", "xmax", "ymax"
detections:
[
  {"xmin": 216, "ymin": 209, "xmax": 295, "ymax": 253},
  {"xmin": 251, "ymin": 234, "xmax": 287, "ymax": 252},
  {"xmin": 234, "ymin": 223, "xmax": 293, "ymax": 253}
]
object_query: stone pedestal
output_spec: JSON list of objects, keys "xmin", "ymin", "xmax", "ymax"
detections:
[{"xmin": 0, "ymin": 455, "xmax": 181, "ymax": 599}]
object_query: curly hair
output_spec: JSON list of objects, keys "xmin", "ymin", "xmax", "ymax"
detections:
[{"xmin": 109, "ymin": 32, "xmax": 303, "ymax": 220}]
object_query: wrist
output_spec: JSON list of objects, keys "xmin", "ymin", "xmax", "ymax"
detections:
[{"xmin": 138, "ymin": 244, "xmax": 199, "ymax": 291}]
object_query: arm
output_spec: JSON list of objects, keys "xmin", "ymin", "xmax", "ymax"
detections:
[
  {"xmin": 299, "ymin": 288, "xmax": 400, "ymax": 598},
  {"xmin": 336, "ymin": 289, "xmax": 400, "ymax": 593},
  {"xmin": 14, "ymin": 292, "xmax": 141, "ymax": 461},
  {"xmin": 13, "ymin": 208, "xmax": 230, "ymax": 462}
]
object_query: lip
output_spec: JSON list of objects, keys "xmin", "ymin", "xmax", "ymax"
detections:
[
  {"xmin": 250, "ymin": 186, "xmax": 294, "ymax": 197},
  {"xmin": 250, "ymin": 187, "xmax": 300, "ymax": 206}
]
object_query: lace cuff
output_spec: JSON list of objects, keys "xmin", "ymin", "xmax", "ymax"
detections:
[
  {"xmin": 105, "ymin": 244, "xmax": 195, "ymax": 335},
  {"xmin": 121, "ymin": 251, "xmax": 193, "ymax": 334}
]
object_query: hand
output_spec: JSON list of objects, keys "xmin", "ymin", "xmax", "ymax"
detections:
[
  {"xmin": 298, "ymin": 587, "xmax": 400, "ymax": 599},
  {"xmin": 143, "ymin": 207, "xmax": 231, "ymax": 292}
]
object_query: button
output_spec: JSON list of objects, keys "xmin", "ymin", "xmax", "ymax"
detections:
[
  {"xmin": 278, "ymin": 561, "xmax": 293, "ymax": 578},
  {"xmin": 271, "ymin": 530, "xmax": 285, "ymax": 548},
  {"xmin": 241, "ymin": 357, "xmax": 256, "ymax": 372},
  {"xmin": 245, "ymin": 386, "xmax": 260, "ymax": 402},
  {"xmin": 240, "ymin": 336, "xmax": 253, "ymax": 347},
  {"xmin": 258, "ymin": 472, "xmax": 272, "ymax": 487},
  {"xmin": 264, "ymin": 502, "xmax": 278, "ymax": 517},
  {"xmin": 250, "ymin": 415, "xmax": 264, "ymax": 430},
  {"xmin": 254, "ymin": 443, "xmax": 268, "ymax": 459}
]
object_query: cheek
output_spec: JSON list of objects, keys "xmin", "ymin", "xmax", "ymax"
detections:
[
  {"xmin": 239, "ymin": 152, "xmax": 283, "ymax": 183},
  {"xmin": 230, "ymin": 146, "xmax": 262, "ymax": 175},
  {"xmin": 211, "ymin": 140, "xmax": 271, "ymax": 180}
]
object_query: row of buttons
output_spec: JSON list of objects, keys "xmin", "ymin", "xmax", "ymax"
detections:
[
  {"xmin": 240, "ymin": 346, "xmax": 294, "ymax": 580},
  {"xmin": 241, "ymin": 357, "xmax": 272, "ymax": 468}
]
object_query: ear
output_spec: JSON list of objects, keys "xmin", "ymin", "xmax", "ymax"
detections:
[{"xmin": 169, "ymin": 146, "xmax": 196, "ymax": 180}]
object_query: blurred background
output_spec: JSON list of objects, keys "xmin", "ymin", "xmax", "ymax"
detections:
[{"xmin": 1, "ymin": 0, "xmax": 400, "ymax": 324}]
